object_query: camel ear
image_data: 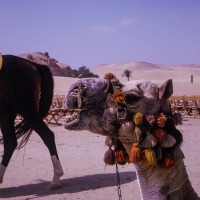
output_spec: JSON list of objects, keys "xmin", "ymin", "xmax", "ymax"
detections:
[
  {"xmin": 159, "ymin": 79, "xmax": 173, "ymax": 100},
  {"xmin": 105, "ymin": 79, "xmax": 114, "ymax": 93}
]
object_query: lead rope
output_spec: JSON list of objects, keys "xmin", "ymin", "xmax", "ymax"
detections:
[
  {"xmin": 115, "ymin": 162, "xmax": 122, "ymax": 200},
  {"xmin": 78, "ymin": 82, "xmax": 83, "ymax": 109},
  {"xmin": 114, "ymin": 137, "xmax": 122, "ymax": 200}
]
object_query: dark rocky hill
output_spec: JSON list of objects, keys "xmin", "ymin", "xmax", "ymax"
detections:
[{"xmin": 19, "ymin": 52, "xmax": 73, "ymax": 77}]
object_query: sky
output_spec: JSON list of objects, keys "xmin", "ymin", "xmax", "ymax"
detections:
[{"xmin": 1, "ymin": 0, "xmax": 200, "ymax": 69}]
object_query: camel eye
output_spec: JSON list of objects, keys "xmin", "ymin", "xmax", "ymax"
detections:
[{"xmin": 125, "ymin": 94, "xmax": 141, "ymax": 104}]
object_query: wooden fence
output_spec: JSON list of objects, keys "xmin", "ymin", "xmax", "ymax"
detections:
[
  {"xmin": 15, "ymin": 95, "xmax": 200, "ymax": 126},
  {"xmin": 168, "ymin": 95, "xmax": 200, "ymax": 118}
]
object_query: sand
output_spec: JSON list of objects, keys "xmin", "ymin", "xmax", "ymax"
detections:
[
  {"xmin": 0, "ymin": 118, "xmax": 200, "ymax": 200},
  {"xmin": 1, "ymin": 67, "xmax": 200, "ymax": 199}
]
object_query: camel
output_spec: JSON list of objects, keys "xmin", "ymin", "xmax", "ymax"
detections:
[{"xmin": 63, "ymin": 76, "xmax": 199, "ymax": 200}]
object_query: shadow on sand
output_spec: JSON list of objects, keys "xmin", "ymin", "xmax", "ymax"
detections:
[{"xmin": 0, "ymin": 171, "xmax": 136, "ymax": 199}]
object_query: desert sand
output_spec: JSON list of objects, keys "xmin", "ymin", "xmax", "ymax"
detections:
[
  {"xmin": 1, "ymin": 66, "xmax": 200, "ymax": 200},
  {"xmin": 0, "ymin": 118, "xmax": 200, "ymax": 200}
]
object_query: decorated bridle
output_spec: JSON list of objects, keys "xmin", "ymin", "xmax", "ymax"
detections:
[{"xmin": 103, "ymin": 73, "xmax": 183, "ymax": 169}]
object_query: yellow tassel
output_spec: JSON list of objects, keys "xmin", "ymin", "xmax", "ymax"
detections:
[
  {"xmin": 133, "ymin": 112, "xmax": 144, "ymax": 126},
  {"xmin": 144, "ymin": 149, "xmax": 157, "ymax": 167},
  {"xmin": 129, "ymin": 143, "xmax": 143, "ymax": 163}
]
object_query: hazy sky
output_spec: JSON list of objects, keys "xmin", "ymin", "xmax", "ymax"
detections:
[{"xmin": 1, "ymin": 0, "xmax": 200, "ymax": 68}]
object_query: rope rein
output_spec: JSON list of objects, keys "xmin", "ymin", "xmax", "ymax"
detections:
[{"xmin": 115, "ymin": 162, "xmax": 122, "ymax": 200}]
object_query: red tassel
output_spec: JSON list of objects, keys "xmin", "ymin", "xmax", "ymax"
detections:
[
  {"xmin": 151, "ymin": 127, "xmax": 167, "ymax": 143},
  {"xmin": 162, "ymin": 153, "xmax": 175, "ymax": 168},
  {"xmin": 104, "ymin": 148, "xmax": 115, "ymax": 165},
  {"xmin": 129, "ymin": 143, "xmax": 143, "ymax": 163},
  {"xmin": 114, "ymin": 149, "xmax": 128, "ymax": 165}
]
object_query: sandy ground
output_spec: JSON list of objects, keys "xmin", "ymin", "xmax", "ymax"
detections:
[
  {"xmin": 1, "ymin": 71, "xmax": 200, "ymax": 199},
  {"xmin": 0, "ymin": 117, "xmax": 200, "ymax": 200}
]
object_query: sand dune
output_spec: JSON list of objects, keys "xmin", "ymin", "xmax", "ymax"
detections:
[{"xmin": 54, "ymin": 62, "xmax": 200, "ymax": 96}]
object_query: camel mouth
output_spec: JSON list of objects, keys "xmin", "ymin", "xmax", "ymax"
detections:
[
  {"xmin": 63, "ymin": 109, "xmax": 83, "ymax": 128},
  {"xmin": 64, "ymin": 109, "xmax": 81, "ymax": 123}
]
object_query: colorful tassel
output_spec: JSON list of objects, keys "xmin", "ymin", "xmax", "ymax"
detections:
[
  {"xmin": 112, "ymin": 91, "xmax": 126, "ymax": 104},
  {"xmin": 151, "ymin": 127, "xmax": 167, "ymax": 143},
  {"xmin": 172, "ymin": 147, "xmax": 185, "ymax": 160},
  {"xmin": 114, "ymin": 140, "xmax": 129, "ymax": 165},
  {"xmin": 129, "ymin": 143, "xmax": 143, "ymax": 163},
  {"xmin": 141, "ymin": 134, "xmax": 157, "ymax": 148},
  {"xmin": 102, "ymin": 110, "xmax": 184, "ymax": 169},
  {"xmin": 133, "ymin": 126, "xmax": 142, "ymax": 143},
  {"xmin": 162, "ymin": 153, "xmax": 175, "ymax": 168},
  {"xmin": 133, "ymin": 112, "xmax": 144, "ymax": 126},
  {"xmin": 156, "ymin": 113, "xmax": 167, "ymax": 127},
  {"xmin": 161, "ymin": 134, "xmax": 176, "ymax": 148},
  {"xmin": 105, "ymin": 137, "xmax": 114, "ymax": 148},
  {"xmin": 114, "ymin": 149, "xmax": 129, "ymax": 165},
  {"xmin": 144, "ymin": 149, "xmax": 157, "ymax": 167},
  {"xmin": 104, "ymin": 148, "xmax": 115, "ymax": 165},
  {"xmin": 104, "ymin": 73, "xmax": 116, "ymax": 80},
  {"xmin": 145, "ymin": 115, "xmax": 156, "ymax": 127}
]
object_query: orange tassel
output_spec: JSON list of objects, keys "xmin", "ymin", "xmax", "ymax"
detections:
[
  {"xmin": 129, "ymin": 143, "xmax": 143, "ymax": 163},
  {"xmin": 156, "ymin": 113, "xmax": 167, "ymax": 127},
  {"xmin": 162, "ymin": 153, "xmax": 175, "ymax": 168},
  {"xmin": 112, "ymin": 92, "xmax": 126, "ymax": 104},
  {"xmin": 151, "ymin": 127, "xmax": 167, "ymax": 143},
  {"xmin": 104, "ymin": 73, "xmax": 116, "ymax": 80},
  {"xmin": 114, "ymin": 149, "xmax": 128, "ymax": 165},
  {"xmin": 104, "ymin": 148, "xmax": 115, "ymax": 165}
]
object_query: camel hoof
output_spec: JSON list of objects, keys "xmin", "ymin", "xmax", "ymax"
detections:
[{"xmin": 47, "ymin": 181, "xmax": 62, "ymax": 190}]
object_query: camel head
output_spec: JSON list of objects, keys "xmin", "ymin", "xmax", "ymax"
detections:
[
  {"xmin": 63, "ymin": 78, "xmax": 110, "ymax": 135},
  {"xmin": 63, "ymin": 78, "xmax": 173, "ymax": 136}
]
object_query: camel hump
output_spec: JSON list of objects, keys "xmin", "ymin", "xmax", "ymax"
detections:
[{"xmin": 0, "ymin": 52, "xmax": 3, "ymax": 70}]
